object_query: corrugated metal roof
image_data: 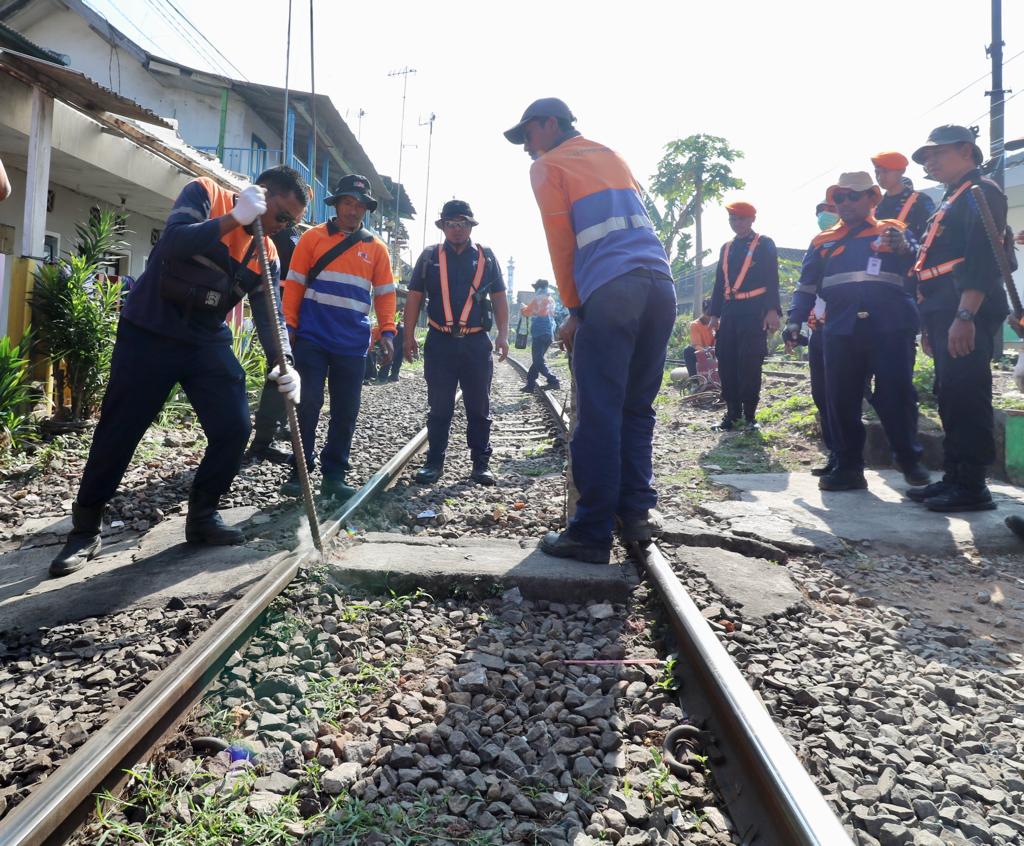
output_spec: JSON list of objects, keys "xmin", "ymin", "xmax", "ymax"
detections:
[
  {"xmin": 0, "ymin": 48, "xmax": 172, "ymax": 128},
  {"xmin": 0, "ymin": 19, "xmax": 64, "ymax": 62}
]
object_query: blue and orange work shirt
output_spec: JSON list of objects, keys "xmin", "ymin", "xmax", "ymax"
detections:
[
  {"xmin": 410, "ymin": 240, "xmax": 505, "ymax": 330},
  {"xmin": 790, "ymin": 216, "xmax": 919, "ymax": 336},
  {"xmin": 913, "ymin": 169, "xmax": 1009, "ymax": 326},
  {"xmin": 874, "ymin": 188, "xmax": 935, "ymax": 243},
  {"xmin": 521, "ymin": 292, "xmax": 556, "ymax": 337},
  {"xmin": 529, "ymin": 134, "xmax": 670, "ymax": 309},
  {"xmin": 283, "ymin": 218, "xmax": 396, "ymax": 357},
  {"xmin": 121, "ymin": 176, "xmax": 287, "ymax": 352},
  {"xmin": 708, "ymin": 233, "xmax": 781, "ymax": 318}
]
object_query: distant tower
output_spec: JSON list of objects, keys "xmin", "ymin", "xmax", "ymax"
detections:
[{"xmin": 506, "ymin": 257, "xmax": 515, "ymax": 300}]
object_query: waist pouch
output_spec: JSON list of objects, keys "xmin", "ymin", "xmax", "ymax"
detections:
[{"xmin": 159, "ymin": 239, "xmax": 256, "ymax": 316}]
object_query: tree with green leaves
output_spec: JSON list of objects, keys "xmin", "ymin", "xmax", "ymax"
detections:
[{"xmin": 650, "ymin": 134, "xmax": 744, "ymax": 314}]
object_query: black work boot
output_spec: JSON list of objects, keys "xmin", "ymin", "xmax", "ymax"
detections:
[
  {"xmin": 49, "ymin": 502, "xmax": 104, "ymax": 578},
  {"xmin": 907, "ymin": 465, "xmax": 957, "ymax": 503},
  {"xmin": 415, "ymin": 462, "xmax": 443, "ymax": 485},
  {"xmin": 471, "ymin": 458, "xmax": 496, "ymax": 486},
  {"xmin": 185, "ymin": 491, "xmax": 245, "ymax": 545},
  {"xmin": 321, "ymin": 476, "xmax": 358, "ymax": 502},
  {"xmin": 246, "ymin": 442, "xmax": 292, "ymax": 465},
  {"xmin": 818, "ymin": 468, "xmax": 868, "ymax": 491},
  {"xmin": 925, "ymin": 464, "xmax": 995, "ymax": 512},
  {"xmin": 714, "ymin": 413, "xmax": 737, "ymax": 432},
  {"xmin": 540, "ymin": 530, "xmax": 611, "ymax": 565},
  {"xmin": 520, "ymin": 382, "xmax": 536, "ymax": 393},
  {"xmin": 615, "ymin": 509, "xmax": 665, "ymax": 544},
  {"xmin": 545, "ymin": 378, "xmax": 561, "ymax": 390},
  {"xmin": 897, "ymin": 459, "xmax": 931, "ymax": 487},
  {"xmin": 811, "ymin": 454, "xmax": 837, "ymax": 477}
]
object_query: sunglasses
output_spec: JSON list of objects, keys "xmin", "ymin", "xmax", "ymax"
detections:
[
  {"xmin": 443, "ymin": 219, "xmax": 472, "ymax": 230},
  {"xmin": 275, "ymin": 211, "xmax": 299, "ymax": 226},
  {"xmin": 831, "ymin": 190, "xmax": 867, "ymax": 204}
]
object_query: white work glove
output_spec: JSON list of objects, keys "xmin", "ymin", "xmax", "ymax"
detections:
[
  {"xmin": 1014, "ymin": 352, "xmax": 1024, "ymax": 393},
  {"xmin": 231, "ymin": 185, "xmax": 267, "ymax": 226},
  {"xmin": 268, "ymin": 364, "xmax": 300, "ymax": 405}
]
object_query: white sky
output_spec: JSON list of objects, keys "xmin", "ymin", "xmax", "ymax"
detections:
[{"xmin": 88, "ymin": 0, "xmax": 1022, "ymax": 295}]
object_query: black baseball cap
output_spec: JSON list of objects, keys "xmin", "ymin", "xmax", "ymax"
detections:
[
  {"xmin": 325, "ymin": 174, "xmax": 377, "ymax": 211},
  {"xmin": 504, "ymin": 98, "xmax": 576, "ymax": 144},
  {"xmin": 912, "ymin": 125, "xmax": 983, "ymax": 166}
]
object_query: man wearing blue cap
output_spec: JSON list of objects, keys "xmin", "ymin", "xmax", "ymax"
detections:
[{"xmin": 506, "ymin": 98, "xmax": 675, "ymax": 563}]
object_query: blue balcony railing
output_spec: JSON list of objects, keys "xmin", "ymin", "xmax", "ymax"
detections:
[{"xmin": 196, "ymin": 146, "xmax": 329, "ymax": 225}]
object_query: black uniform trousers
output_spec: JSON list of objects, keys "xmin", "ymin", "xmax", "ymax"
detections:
[
  {"xmin": 715, "ymin": 308, "xmax": 767, "ymax": 420},
  {"xmin": 823, "ymin": 321, "xmax": 921, "ymax": 473},
  {"xmin": 423, "ymin": 329, "xmax": 493, "ymax": 466},
  {"xmin": 923, "ymin": 309, "xmax": 997, "ymax": 474},
  {"xmin": 808, "ymin": 328, "xmax": 832, "ymax": 453},
  {"xmin": 77, "ymin": 319, "xmax": 251, "ymax": 507},
  {"xmin": 527, "ymin": 333, "xmax": 556, "ymax": 386},
  {"xmin": 378, "ymin": 324, "xmax": 404, "ymax": 381}
]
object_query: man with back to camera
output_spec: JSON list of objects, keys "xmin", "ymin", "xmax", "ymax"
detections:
[
  {"xmin": 505, "ymin": 97, "xmax": 675, "ymax": 563},
  {"xmin": 48, "ymin": 167, "xmax": 307, "ymax": 578}
]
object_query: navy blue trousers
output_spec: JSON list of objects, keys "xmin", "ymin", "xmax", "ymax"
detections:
[
  {"xmin": 378, "ymin": 324, "xmax": 404, "ymax": 381},
  {"xmin": 808, "ymin": 328, "xmax": 832, "ymax": 452},
  {"xmin": 823, "ymin": 322, "xmax": 921, "ymax": 472},
  {"xmin": 293, "ymin": 336, "xmax": 364, "ymax": 480},
  {"xmin": 715, "ymin": 309, "xmax": 767, "ymax": 419},
  {"xmin": 423, "ymin": 329, "xmax": 493, "ymax": 465},
  {"xmin": 527, "ymin": 334, "xmax": 555, "ymax": 385},
  {"xmin": 77, "ymin": 319, "xmax": 251, "ymax": 507},
  {"xmin": 571, "ymin": 271, "xmax": 676, "ymax": 545}
]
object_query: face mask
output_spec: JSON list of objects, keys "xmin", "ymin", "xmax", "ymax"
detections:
[{"xmin": 817, "ymin": 211, "xmax": 840, "ymax": 231}]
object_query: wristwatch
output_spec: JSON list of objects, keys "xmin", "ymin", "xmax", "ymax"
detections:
[{"xmin": 955, "ymin": 308, "xmax": 975, "ymax": 322}]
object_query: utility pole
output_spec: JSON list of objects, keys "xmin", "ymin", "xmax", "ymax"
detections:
[
  {"xmin": 357, "ymin": 108, "xmax": 366, "ymax": 142},
  {"xmin": 281, "ymin": 0, "xmax": 292, "ymax": 158},
  {"xmin": 506, "ymin": 257, "xmax": 515, "ymax": 301},
  {"xmin": 987, "ymin": 0, "xmax": 1007, "ymax": 189},
  {"xmin": 388, "ymin": 66, "xmax": 417, "ymax": 273},
  {"xmin": 419, "ymin": 112, "xmax": 436, "ymax": 254},
  {"xmin": 308, "ymin": 0, "xmax": 317, "ymax": 188}
]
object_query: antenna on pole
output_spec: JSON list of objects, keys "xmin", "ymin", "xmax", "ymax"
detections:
[
  {"xmin": 419, "ymin": 112, "xmax": 436, "ymax": 254},
  {"xmin": 357, "ymin": 108, "xmax": 366, "ymax": 142},
  {"xmin": 308, "ymin": 0, "xmax": 317, "ymax": 189},
  {"xmin": 281, "ymin": 0, "xmax": 293, "ymax": 158},
  {"xmin": 986, "ymin": 0, "xmax": 1007, "ymax": 188},
  {"xmin": 388, "ymin": 66, "xmax": 417, "ymax": 274},
  {"xmin": 507, "ymin": 257, "xmax": 516, "ymax": 301}
]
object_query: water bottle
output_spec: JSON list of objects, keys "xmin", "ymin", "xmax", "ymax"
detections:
[{"xmin": 219, "ymin": 745, "xmax": 254, "ymax": 795}]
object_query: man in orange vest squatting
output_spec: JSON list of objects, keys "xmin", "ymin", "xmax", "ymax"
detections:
[
  {"xmin": 707, "ymin": 201, "xmax": 781, "ymax": 431},
  {"xmin": 49, "ymin": 166, "xmax": 308, "ymax": 577},
  {"xmin": 683, "ymin": 298, "xmax": 715, "ymax": 377},
  {"xmin": 403, "ymin": 200, "xmax": 509, "ymax": 486},
  {"xmin": 520, "ymin": 278, "xmax": 561, "ymax": 392},
  {"xmin": 871, "ymin": 150, "xmax": 936, "ymax": 242},
  {"xmin": 280, "ymin": 174, "xmax": 396, "ymax": 501},
  {"xmin": 505, "ymin": 97, "xmax": 675, "ymax": 563}
]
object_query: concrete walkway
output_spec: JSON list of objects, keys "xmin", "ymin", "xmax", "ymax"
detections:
[{"xmin": 707, "ymin": 470, "xmax": 1024, "ymax": 555}]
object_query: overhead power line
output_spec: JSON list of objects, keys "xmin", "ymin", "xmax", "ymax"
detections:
[{"xmin": 160, "ymin": 0, "xmax": 251, "ymax": 81}]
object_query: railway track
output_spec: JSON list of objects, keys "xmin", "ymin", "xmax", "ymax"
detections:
[{"xmin": 0, "ymin": 356, "xmax": 851, "ymax": 846}]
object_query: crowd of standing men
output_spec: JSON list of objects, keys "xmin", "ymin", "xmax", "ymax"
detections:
[{"xmin": 46, "ymin": 97, "xmax": 1020, "ymax": 575}]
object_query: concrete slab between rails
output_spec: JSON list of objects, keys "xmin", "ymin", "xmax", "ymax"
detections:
[
  {"xmin": 0, "ymin": 508, "xmax": 289, "ymax": 633},
  {"xmin": 673, "ymin": 546, "xmax": 805, "ymax": 622},
  {"xmin": 706, "ymin": 470, "xmax": 1024, "ymax": 555},
  {"xmin": 331, "ymin": 533, "xmax": 637, "ymax": 603}
]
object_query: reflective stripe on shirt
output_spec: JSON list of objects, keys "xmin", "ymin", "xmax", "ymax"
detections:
[
  {"xmin": 575, "ymin": 213, "xmax": 652, "ymax": 250},
  {"xmin": 302, "ymin": 289, "xmax": 372, "ymax": 314},
  {"xmin": 821, "ymin": 270, "xmax": 905, "ymax": 289}
]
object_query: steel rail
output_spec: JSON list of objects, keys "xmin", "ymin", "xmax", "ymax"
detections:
[
  {"xmin": 507, "ymin": 352, "xmax": 852, "ymax": 846},
  {"xmin": 0, "ymin": 410, "xmax": 436, "ymax": 846}
]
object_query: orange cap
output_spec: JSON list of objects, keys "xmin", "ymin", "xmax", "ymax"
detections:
[
  {"xmin": 725, "ymin": 201, "xmax": 756, "ymax": 218},
  {"xmin": 870, "ymin": 151, "xmax": 909, "ymax": 170}
]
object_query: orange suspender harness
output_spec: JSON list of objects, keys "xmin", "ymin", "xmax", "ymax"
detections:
[
  {"xmin": 723, "ymin": 234, "xmax": 764, "ymax": 300},
  {"xmin": 913, "ymin": 182, "xmax": 970, "ymax": 282},
  {"xmin": 896, "ymin": 192, "xmax": 919, "ymax": 224},
  {"xmin": 428, "ymin": 245, "xmax": 487, "ymax": 334}
]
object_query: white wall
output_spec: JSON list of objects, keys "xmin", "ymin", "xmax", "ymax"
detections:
[{"xmin": 0, "ymin": 164, "xmax": 166, "ymax": 331}]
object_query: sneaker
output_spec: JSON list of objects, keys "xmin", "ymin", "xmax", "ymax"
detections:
[
  {"xmin": 924, "ymin": 485, "xmax": 996, "ymax": 512},
  {"xmin": 818, "ymin": 469, "xmax": 868, "ymax": 491},
  {"xmin": 539, "ymin": 530, "xmax": 611, "ymax": 564},
  {"xmin": 907, "ymin": 478, "xmax": 954, "ymax": 503}
]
